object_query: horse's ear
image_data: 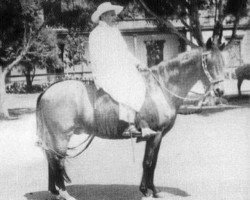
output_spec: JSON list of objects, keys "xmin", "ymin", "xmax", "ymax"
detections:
[
  {"xmin": 219, "ymin": 43, "xmax": 225, "ymax": 51},
  {"xmin": 206, "ymin": 37, "xmax": 213, "ymax": 50}
]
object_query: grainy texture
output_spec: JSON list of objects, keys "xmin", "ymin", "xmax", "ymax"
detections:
[{"xmin": 0, "ymin": 94, "xmax": 249, "ymax": 200}]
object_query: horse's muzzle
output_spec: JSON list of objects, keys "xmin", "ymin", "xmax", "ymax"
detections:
[{"xmin": 213, "ymin": 85, "xmax": 224, "ymax": 97}]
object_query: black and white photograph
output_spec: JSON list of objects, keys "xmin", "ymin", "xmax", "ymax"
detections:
[{"xmin": 0, "ymin": 0, "xmax": 250, "ymax": 199}]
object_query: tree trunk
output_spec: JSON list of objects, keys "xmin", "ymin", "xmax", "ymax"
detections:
[
  {"xmin": 23, "ymin": 66, "xmax": 34, "ymax": 93},
  {"xmin": 189, "ymin": 0, "xmax": 205, "ymax": 47},
  {"xmin": 138, "ymin": 0, "xmax": 198, "ymax": 48},
  {"xmin": 25, "ymin": 72, "xmax": 32, "ymax": 92},
  {"xmin": 0, "ymin": 66, "xmax": 10, "ymax": 119},
  {"xmin": 0, "ymin": 26, "xmax": 38, "ymax": 119},
  {"xmin": 213, "ymin": 0, "xmax": 224, "ymax": 45}
]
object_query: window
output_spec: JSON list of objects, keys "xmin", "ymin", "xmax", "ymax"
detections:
[{"xmin": 145, "ymin": 40, "xmax": 165, "ymax": 68}]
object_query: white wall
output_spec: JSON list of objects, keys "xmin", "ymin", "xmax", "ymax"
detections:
[
  {"xmin": 83, "ymin": 33, "xmax": 180, "ymax": 69},
  {"xmin": 9, "ymin": 26, "xmax": 250, "ymax": 86},
  {"xmin": 124, "ymin": 34, "xmax": 180, "ymax": 67},
  {"xmin": 241, "ymin": 30, "xmax": 250, "ymax": 64}
]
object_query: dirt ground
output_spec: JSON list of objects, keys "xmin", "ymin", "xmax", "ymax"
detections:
[{"xmin": 0, "ymin": 94, "xmax": 250, "ymax": 200}]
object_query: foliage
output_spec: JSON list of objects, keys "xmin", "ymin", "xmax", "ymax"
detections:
[
  {"xmin": 137, "ymin": 0, "xmax": 249, "ymax": 47},
  {"xmin": 80, "ymin": 0, "xmax": 248, "ymax": 47},
  {"xmin": 40, "ymin": 1, "xmax": 92, "ymax": 71},
  {"xmin": 41, "ymin": 0, "xmax": 145, "ymax": 28},
  {"xmin": 41, "ymin": 0, "xmax": 94, "ymax": 31},
  {"xmin": 0, "ymin": 1, "xmax": 23, "ymax": 55},
  {"xmin": 20, "ymin": 27, "xmax": 63, "ymax": 90},
  {"xmin": 64, "ymin": 31, "xmax": 88, "ymax": 67},
  {"xmin": 21, "ymin": 27, "xmax": 63, "ymax": 70},
  {"xmin": 6, "ymin": 74, "xmax": 94, "ymax": 94},
  {"xmin": 145, "ymin": 40, "xmax": 165, "ymax": 67},
  {"xmin": 0, "ymin": 0, "xmax": 44, "ymax": 68},
  {"xmin": 6, "ymin": 82, "xmax": 49, "ymax": 94}
]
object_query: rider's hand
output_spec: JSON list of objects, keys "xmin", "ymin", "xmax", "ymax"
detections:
[{"xmin": 137, "ymin": 64, "xmax": 148, "ymax": 71}]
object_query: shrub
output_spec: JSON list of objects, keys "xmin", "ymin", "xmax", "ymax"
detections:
[
  {"xmin": 6, "ymin": 76, "xmax": 94, "ymax": 94},
  {"xmin": 6, "ymin": 82, "xmax": 51, "ymax": 94}
]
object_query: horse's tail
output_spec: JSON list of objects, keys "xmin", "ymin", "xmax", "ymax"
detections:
[
  {"xmin": 46, "ymin": 150, "xmax": 72, "ymax": 185},
  {"xmin": 36, "ymin": 93, "xmax": 71, "ymax": 185},
  {"xmin": 36, "ymin": 92, "xmax": 46, "ymax": 146}
]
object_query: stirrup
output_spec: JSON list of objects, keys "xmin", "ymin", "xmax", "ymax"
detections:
[
  {"xmin": 141, "ymin": 127, "xmax": 157, "ymax": 137},
  {"xmin": 136, "ymin": 128, "xmax": 159, "ymax": 143},
  {"xmin": 122, "ymin": 124, "xmax": 141, "ymax": 138}
]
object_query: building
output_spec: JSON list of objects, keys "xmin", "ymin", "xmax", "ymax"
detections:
[{"xmin": 8, "ymin": 16, "xmax": 250, "ymax": 94}]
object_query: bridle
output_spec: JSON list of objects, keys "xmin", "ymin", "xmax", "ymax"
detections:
[
  {"xmin": 149, "ymin": 51, "xmax": 224, "ymax": 102},
  {"xmin": 201, "ymin": 52, "xmax": 224, "ymax": 86}
]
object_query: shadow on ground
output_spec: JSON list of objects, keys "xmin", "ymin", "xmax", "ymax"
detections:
[
  {"xmin": 24, "ymin": 184, "xmax": 190, "ymax": 200},
  {"xmin": 0, "ymin": 108, "xmax": 36, "ymax": 121},
  {"xmin": 225, "ymin": 94, "xmax": 250, "ymax": 106},
  {"xmin": 178, "ymin": 95, "xmax": 250, "ymax": 116},
  {"xmin": 179, "ymin": 104, "xmax": 242, "ymax": 116},
  {"xmin": 9, "ymin": 108, "xmax": 36, "ymax": 117}
]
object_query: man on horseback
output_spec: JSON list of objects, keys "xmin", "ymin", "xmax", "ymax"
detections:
[{"xmin": 89, "ymin": 2, "xmax": 157, "ymax": 138}]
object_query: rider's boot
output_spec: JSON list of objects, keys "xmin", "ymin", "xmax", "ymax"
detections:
[
  {"xmin": 136, "ymin": 119, "xmax": 159, "ymax": 142},
  {"xmin": 122, "ymin": 124, "xmax": 141, "ymax": 137}
]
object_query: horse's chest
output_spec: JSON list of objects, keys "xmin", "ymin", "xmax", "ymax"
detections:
[{"xmin": 150, "ymin": 91, "xmax": 176, "ymax": 127}]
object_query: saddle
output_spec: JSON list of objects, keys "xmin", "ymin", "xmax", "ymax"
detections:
[
  {"xmin": 94, "ymin": 89, "xmax": 130, "ymax": 139},
  {"xmin": 94, "ymin": 88, "xmax": 160, "ymax": 139}
]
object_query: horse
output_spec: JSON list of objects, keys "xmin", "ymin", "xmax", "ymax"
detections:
[
  {"xmin": 36, "ymin": 45, "xmax": 225, "ymax": 200},
  {"xmin": 235, "ymin": 64, "xmax": 250, "ymax": 96}
]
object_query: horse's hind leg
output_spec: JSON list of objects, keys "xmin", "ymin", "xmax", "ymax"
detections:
[
  {"xmin": 45, "ymin": 138, "xmax": 75, "ymax": 200},
  {"xmin": 46, "ymin": 151, "xmax": 65, "ymax": 195},
  {"xmin": 140, "ymin": 133, "xmax": 162, "ymax": 198},
  {"xmin": 48, "ymin": 159, "xmax": 59, "ymax": 196}
]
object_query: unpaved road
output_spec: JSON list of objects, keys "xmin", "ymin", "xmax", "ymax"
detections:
[{"xmin": 0, "ymin": 106, "xmax": 250, "ymax": 200}]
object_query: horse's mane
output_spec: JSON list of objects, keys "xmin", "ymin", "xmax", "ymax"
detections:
[
  {"xmin": 157, "ymin": 49, "xmax": 201, "ymax": 71},
  {"xmin": 149, "ymin": 49, "xmax": 202, "ymax": 83}
]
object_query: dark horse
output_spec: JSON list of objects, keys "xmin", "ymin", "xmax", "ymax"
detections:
[
  {"xmin": 36, "ymin": 46, "xmax": 225, "ymax": 200},
  {"xmin": 235, "ymin": 64, "xmax": 250, "ymax": 96}
]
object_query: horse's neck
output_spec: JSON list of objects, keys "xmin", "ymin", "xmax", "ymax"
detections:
[{"xmin": 162, "ymin": 55, "xmax": 202, "ymax": 107}]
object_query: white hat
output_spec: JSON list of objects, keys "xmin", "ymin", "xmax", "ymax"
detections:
[{"xmin": 91, "ymin": 2, "xmax": 123, "ymax": 23}]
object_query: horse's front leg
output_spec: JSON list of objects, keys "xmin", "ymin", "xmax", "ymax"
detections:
[{"xmin": 140, "ymin": 132, "xmax": 162, "ymax": 198}]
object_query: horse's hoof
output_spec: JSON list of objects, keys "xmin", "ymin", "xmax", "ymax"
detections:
[
  {"xmin": 141, "ymin": 194, "xmax": 154, "ymax": 200},
  {"xmin": 58, "ymin": 190, "xmax": 77, "ymax": 200},
  {"xmin": 56, "ymin": 195, "xmax": 77, "ymax": 200}
]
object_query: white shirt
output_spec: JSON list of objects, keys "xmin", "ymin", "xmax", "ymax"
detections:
[{"xmin": 89, "ymin": 21, "xmax": 146, "ymax": 111}]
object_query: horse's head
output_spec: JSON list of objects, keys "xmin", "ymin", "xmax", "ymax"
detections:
[{"xmin": 201, "ymin": 40, "xmax": 225, "ymax": 97}]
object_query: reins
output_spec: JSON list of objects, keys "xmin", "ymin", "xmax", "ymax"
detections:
[
  {"xmin": 37, "ymin": 134, "xmax": 95, "ymax": 159},
  {"xmin": 147, "ymin": 52, "xmax": 223, "ymax": 103}
]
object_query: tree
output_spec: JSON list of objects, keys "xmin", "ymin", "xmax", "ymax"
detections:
[
  {"xmin": 128, "ymin": 0, "xmax": 249, "ymax": 105},
  {"xmin": 41, "ymin": 0, "xmax": 94, "ymax": 31},
  {"xmin": 64, "ymin": 31, "xmax": 88, "ymax": 68},
  {"xmin": 89, "ymin": 0, "xmax": 249, "ymax": 47},
  {"xmin": 41, "ymin": 0, "xmax": 91, "ymax": 77},
  {"xmin": 20, "ymin": 28, "xmax": 62, "ymax": 92},
  {"xmin": 135, "ymin": 0, "xmax": 249, "ymax": 48},
  {"xmin": 0, "ymin": 0, "xmax": 45, "ymax": 119},
  {"xmin": 0, "ymin": 0, "xmax": 90, "ymax": 119}
]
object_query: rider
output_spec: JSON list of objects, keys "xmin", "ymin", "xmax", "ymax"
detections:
[{"xmin": 89, "ymin": 2, "xmax": 157, "ymax": 138}]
